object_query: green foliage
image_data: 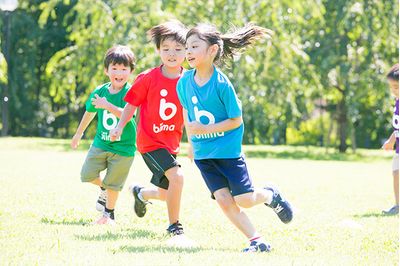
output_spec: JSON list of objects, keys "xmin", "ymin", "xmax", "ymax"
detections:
[{"xmin": 1, "ymin": 0, "xmax": 398, "ymax": 151}]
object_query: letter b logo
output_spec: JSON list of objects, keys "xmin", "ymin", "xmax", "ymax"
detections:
[
  {"xmin": 159, "ymin": 89, "xmax": 177, "ymax": 121},
  {"xmin": 103, "ymin": 110, "xmax": 117, "ymax": 130}
]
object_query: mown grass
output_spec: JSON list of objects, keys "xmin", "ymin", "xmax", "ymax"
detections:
[{"xmin": 0, "ymin": 137, "xmax": 398, "ymax": 265}]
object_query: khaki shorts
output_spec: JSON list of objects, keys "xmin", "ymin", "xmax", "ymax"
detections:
[
  {"xmin": 81, "ymin": 146, "xmax": 134, "ymax": 191},
  {"xmin": 393, "ymin": 154, "xmax": 399, "ymax": 172}
]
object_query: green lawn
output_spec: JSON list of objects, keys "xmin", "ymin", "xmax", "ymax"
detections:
[{"xmin": 0, "ymin": 138, "xmax": 398, "ymax": 265}]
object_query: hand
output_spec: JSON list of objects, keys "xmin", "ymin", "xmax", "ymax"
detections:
[
  {"xmin": 91, "ymin": 94, "xmax": 109, "ymax": 109},
  {"xmin": 382, "ymin": 139, "xmax": 394, "ymax": 150},
  {"xmin": 109, "ymin": 127, "xmax": 123, "ymax": 142},
  {"xmin": 187, "ymin": 121, "xmax": 208, "ymax": 135},
  {"xmin": 71, "ymin": 133, "xmax": 82, "ymax": 149}
]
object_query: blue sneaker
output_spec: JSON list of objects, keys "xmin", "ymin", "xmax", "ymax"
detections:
[
  {"xmin": 167, "ymin": 221, "xmax": 184, "ymax": 236},
  {"xmin": 382, "ymin": 205, "xmax": 399, "ymax": 216},
  {"xmin": 242, "ymin": 241, "xmax": 271, "ymax": 252},
  {"xmin": 265, "ymin": 186, "xmax": 293, "ymax": 224}
]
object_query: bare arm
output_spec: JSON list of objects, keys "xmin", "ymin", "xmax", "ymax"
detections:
[
  {"xmin": 382, "ymin": 131, "xmax": 397, "ymax": 150},
  {"xmin": 186, "ymin": 116, "xmax": 243, "ymax": 136},
  {"xmin": 182, "ymin": 109, "xmax": 194, "ymax": 161},
  {"xmin": 71, "ymin": 111, "xmax": 96, "ymax": 149},
  {"xmin": 91, "ymin": 94, "xmax": 124, "ymax": 118},
  {"xmin": 109, "ymin": 103, "xmax": 137, "ymax": 141}
]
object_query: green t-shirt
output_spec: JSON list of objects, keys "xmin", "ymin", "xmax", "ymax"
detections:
[{"xmin": 86, "ymin": 82, "xmax": 137, "ymax": 157}]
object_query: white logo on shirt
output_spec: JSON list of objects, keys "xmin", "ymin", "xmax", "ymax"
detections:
[
  {"xmin": 103, "ymin": 110, "xmax": 117, "ymax": 130},
  {"xmin": 152, "ymin": 89, "xmax": 177, "ymax": 134},
  {"xmin": 159, "ymin": 89, "xmax": 177, "ymax": 121},
  {"xmin": 191, "ymin": 96, "xmax": 224, "ymax": 139},
  {"xmin": 102, "ymin": 110, "xmax": 120, "ymax": 141},
  {"xmin": 192, "ymin": 96, "xmax": 215, "ymax": 124}
]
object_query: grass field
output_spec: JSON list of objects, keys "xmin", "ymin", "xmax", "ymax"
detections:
[{"xmin": 0, "ymin": 137, "xmax": 398, "ymax": 265}]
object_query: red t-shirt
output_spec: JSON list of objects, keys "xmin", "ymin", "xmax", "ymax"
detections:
[{"xmin": 124, "ymin": 65, "xmax": 184, "ymax": 154}]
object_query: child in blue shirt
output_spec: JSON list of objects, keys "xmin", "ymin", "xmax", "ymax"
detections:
[{"xmin": 177, "ymin": 23, "xmax": 293, "ymax": 252}]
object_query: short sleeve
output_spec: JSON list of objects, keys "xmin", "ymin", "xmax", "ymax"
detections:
[
  {"xmin": 176, "ymin": 78, "xmax": 188, "ymax": 110},
  {"xmin": 85, "ymin": 90, "xmax": 98, "ymax": 112},
  {"xmin": 219, "ymin": 82, "xmax": 242, "ymax": 118},
  {"xmin": 124, "ymin": 72, "xmax": 150, "ymax": 107}
]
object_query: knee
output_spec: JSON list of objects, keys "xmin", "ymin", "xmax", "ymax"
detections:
[
  {"xmin": 216, "ymin": 196, "xmax": 236, "ymax": 213},
  {"xmin": 235, "ymin": 197, "xmax": 253, "ymax": 208},
  {"xmin": 166, "ymin": 171, "xmax": 184, "ymax": 187}
]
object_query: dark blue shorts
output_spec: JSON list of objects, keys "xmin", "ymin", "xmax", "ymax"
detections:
[{"xmin": 194, "ymin": 156, "xmax": 254, "ymax": 198}]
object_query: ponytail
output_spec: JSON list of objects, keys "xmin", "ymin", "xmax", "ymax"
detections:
[
  {"xmin": 187, "ymin": 23, "xmax": 273, "ymax": 64},
  {"xmin": 220, "ymin": 24, "xmax": 273, "ymax": 61}
]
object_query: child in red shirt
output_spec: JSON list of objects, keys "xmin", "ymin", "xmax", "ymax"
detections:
[{"xmin": 110, "ymin": 21, "xmax": 188, "ymax": 239}]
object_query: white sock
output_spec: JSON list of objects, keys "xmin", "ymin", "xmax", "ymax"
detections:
[
  {"xmin": 249, "ymin": 235, "xmax": 263, "ymax": 243},
  {"xmin": 137, "ymin": 190, "xmax": 146, "ymax": 202},
  {"xmin": 264, "ymin": 189, "xmax": 274, "ymax": 205}
]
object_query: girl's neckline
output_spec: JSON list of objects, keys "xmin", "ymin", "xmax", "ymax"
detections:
[{"xmin": 193, "ymin": 66, "xmax": 215, "ymax": 88}]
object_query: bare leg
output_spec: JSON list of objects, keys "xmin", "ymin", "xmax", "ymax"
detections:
[
  {"xmin": 106, "ymin": 189, "xmax": 119, "ymax": 209},
  {"xmin": 90, "ymin": 177, "xmax": 102, "ymax": 187},
  {"xmin": 164, "ymin": 166, "xmax": 184, "ymax": 224},
  {"xmin": 394, "ymin": 170, "xmax": 399, "ymax": 205},
  {"xmin": 214, "ymin": 188, "xmax": 258, "ymax": 238},
  {"xmin": 234, "ymin": 188, "xmax": 271, "ymax": 208},
  {"xmin": 141, "ymin": 187, "xmax": 167, "ymax": 201}
]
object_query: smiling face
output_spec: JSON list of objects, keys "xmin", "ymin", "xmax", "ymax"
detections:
[
  {"xmin": 185, "ymin": 34, "xmax": 216, "ymax": 69},
  {"xmin": 158, "ymin": 37, "xmax": 186, "ymax": 69},
  {"xmin": 104, "ymin": 63, "xmax": 132, "ymax": 90}
]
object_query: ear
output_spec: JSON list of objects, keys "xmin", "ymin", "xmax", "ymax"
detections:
[
  {"xmin": 209, "ymin": 44, "xmax": 219, "ymax": 57},
  {"xmin": 104, "ymin": 68, "xmax": 108, "ymax": 75}
]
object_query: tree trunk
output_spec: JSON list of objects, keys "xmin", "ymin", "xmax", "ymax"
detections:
[{"xmin": 337, "ymin": 96, "xmax": 347, "ymax": 153}]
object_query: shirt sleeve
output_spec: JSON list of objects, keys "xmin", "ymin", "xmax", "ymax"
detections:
[
  {"xmin": 124, "ymin": 72, "xmax": 150, "ymax": 107},
  {"xmin": 85, "ymin": 89, "xmax": 98, "ymax": 113},
  {"xmin": 176, "ymin": 78, "xmax": 188, "ymax": 110},
  {"xmin": 220, "ymin": 82, "xmax": 242, "ymax": 118}
]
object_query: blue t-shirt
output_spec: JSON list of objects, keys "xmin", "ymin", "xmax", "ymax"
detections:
[{"xmin": 177, "ymin": 66, "xmax": 244, "ymax": 159}]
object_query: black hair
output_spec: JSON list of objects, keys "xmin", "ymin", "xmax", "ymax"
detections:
[
  {"xmin": 387, "ymin": 63, "xmax": 399, "ymax": 81},
  {"xmin": 148, "ymin": 20, "xmax": 188, "ymax": 49},
  {"xmin": 103, "ymin": 45, "xmax": 135, "ymax": 70},
  {"xmin": 186, "ymin": 23, "xmax": 273, "ymax": 63}
]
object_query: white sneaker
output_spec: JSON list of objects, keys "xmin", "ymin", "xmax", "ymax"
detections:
[
  {"xmin": 91, "ymin": 215, "xmax": 116, "ymax": 226},
  {"xmin": 96, "ymin": 189, "xmax": 107, "ymax": 212}
]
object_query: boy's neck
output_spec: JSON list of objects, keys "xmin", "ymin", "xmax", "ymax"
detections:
[
  {"xmin": 194, "ymin": 65, "xmax": 214, "ymax": 87},
  {"xmin": 109, "ymin": 84, "xmax": 124, "ymax": 94},
  {"xmin": 161, "ymin": 65, "xmax": 182, "ymax": 79}
]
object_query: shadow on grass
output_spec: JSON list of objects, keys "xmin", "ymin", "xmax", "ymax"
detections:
[
  {"xmin": 75, "ymin": 229, "xmax": 157, "ymax": 241},
  {"xmin": 245, "ymin": 150, "xmax": 352, "ymax": 161},
  {"xmin": 352, "ymin": 212, "xmax": 396, "ymax": 218},
  {"xmin": 41, "ymin": 217, "xmax": 91, "ymax": 225},
  {"xmin": 116, "ymin": 244, "xmax": 233, "ymax": 254}
]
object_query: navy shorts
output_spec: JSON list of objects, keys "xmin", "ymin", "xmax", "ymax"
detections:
[
  {"xmin": 194, "ymin": 156, "xmax": 254, "ymax": 198},
  {"xmin": 142, "ymin": 148, "xmax": 180, "ymax": 190}
]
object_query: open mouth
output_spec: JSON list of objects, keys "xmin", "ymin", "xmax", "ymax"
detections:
[{"xmin": 114, "ymin": 78, "xmax": 124, "ymax": 82}]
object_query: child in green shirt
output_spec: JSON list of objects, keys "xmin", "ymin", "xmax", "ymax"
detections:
[{"xmin": 71, "ymin": 45, "xmax": 137, "ymax": 225}]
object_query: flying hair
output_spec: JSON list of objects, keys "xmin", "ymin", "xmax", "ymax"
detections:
[{"xmin": 187, "ymin": 23, "xmax": 273, "ymax": 63}]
